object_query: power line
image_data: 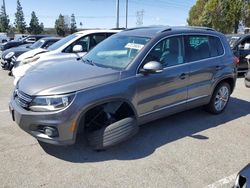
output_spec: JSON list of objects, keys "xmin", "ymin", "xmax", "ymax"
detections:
[{"xmin": 130, "ymin": 0, "xmax": 193, "ymax": 10}]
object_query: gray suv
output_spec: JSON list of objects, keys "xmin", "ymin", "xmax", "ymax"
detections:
[{"xmin": 9, "ymin": 26, "xmax": 237, "ymax": 150}]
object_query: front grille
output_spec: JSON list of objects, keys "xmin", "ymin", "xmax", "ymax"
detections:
[{"xmin": 14, "ymin": 90, "xmax": 32, "ymax": 109}]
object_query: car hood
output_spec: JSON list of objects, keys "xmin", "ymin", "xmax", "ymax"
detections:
[
  {"xmin": 5, "ymin": 41, "xmax": 22, "ymax": 46},
  {"xmin": 16, "ymin": 48, "xmax": 48, "ymax": 61},
  {"xmin": 18, "ymin": 60, "xmax": 121, "ymax": 96},
  {"xmin": 2, "ymin": 46, "xmax": 30, "ymax": 58}
]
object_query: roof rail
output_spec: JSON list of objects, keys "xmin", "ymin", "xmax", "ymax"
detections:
[
  {"xmin": 160, "ymin": 26, "xmax": 216, "ymax": 33},
  {"xmin": 124, "ymin": 25, "xmax": 165, "ymax": 32},
  {"xmin": 110, "ymin": 27, "xmax": 125, "ymax": 30},
  {"xmin": 186, "ymin": 26, "xmax": 216, "ymax": 31},
  {"xmin": 159, "ymin": 27, "xmax": 172, "ymax": 33}
]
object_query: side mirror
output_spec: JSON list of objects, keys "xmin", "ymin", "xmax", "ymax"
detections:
[
  {"xmin": 73, "ymin": 45, "xmax": 83, "ymax": 53},
  {"xmin": 140, "ymin": 61, "xmax": 163, "ymax": 74}
]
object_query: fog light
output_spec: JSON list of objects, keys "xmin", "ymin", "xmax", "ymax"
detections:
[{"xmin": 44, "ymin": 127, "xmax": 58, "ymax": 137}]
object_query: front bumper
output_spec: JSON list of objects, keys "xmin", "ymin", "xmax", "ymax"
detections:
[{"xmin": 9, "ymin": 97, "xmax": 79, "ymax": 145}]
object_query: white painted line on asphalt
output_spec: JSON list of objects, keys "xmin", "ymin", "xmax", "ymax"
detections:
[
  {"xmin": 206, "ymin": 173, "xmax": 237, "ymax": 188},
  {"xmin": 0, "ymin": 109, "xmax": 9, "ymax": 113}
]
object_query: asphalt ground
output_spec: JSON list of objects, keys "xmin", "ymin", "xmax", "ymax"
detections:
[{"xmin": 0, "ymin": 69, "xmax": 249, "ymax": 188}]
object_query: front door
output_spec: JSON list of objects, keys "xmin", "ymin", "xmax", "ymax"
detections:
[{"xmin": 136, "ymin": 35, "xmax": 189, "ymax": 117}]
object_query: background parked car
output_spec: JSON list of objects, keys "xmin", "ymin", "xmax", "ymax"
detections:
[
  {"xmin": 0, "ymin": 33, "xmax": 10, "ymax": 43},
  {"xmin": 0, "ymin": 35, "xmax": 50, "ymax": 53},
  {"xmin": 12, "ymin": 29, "xmax": 121, "ymax": 84},
  {"xmin": 227, "ymin": 34, "xmax": 250, "ymax": 73},
  {"xmin": 233, "ymin": 163, "xmax": 250, "ymax": 188},
  {"xmin": 1, "ymin": 37, "xmax": 61, "ymax": 71},
  {"xmin": 245, "ymin": 54, "xmax": 250, "ymax": 88}
]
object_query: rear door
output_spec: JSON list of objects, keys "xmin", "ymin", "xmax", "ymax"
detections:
[{"xmin": 184, "ymin": 34, "xmax": 224, "ymax": 102}]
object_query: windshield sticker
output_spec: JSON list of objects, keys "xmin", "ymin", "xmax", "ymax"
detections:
[{"xmin": 125, "ymin": 43, "xmax": 144, "ymax": 50}]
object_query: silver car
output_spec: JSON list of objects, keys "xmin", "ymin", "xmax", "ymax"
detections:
[{"xmin": 9, "ymin": 26, "xmax": 237, "ymax": 150}]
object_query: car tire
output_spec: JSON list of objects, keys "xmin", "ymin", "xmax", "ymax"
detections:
[
  {"xmin": 8, "ymin": 71, "xmax": 13, "ymax": 76},
  {"xmin": 206, "ymin": 82, "xmax": 231, "ymax": 114},
  {"xmin": 87, "ymin": 117, "xmax": 139, "ymax": 150}
]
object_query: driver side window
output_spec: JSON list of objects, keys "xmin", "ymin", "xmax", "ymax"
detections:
[{"xmin": 143, "ymin": 36, "xmax": 184, "ymax": 68}]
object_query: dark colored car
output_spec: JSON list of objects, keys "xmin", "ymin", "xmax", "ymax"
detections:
[
  {"xmin": 227, "ymin": 34, "xmax": 250, "ymax": 73},
  {"xmin": 245, "ymin": 70, "xmax": 250, "ymax": 87},
  {"xmin": 0, "ymin": 35, "xmax": 49, "ymax": 52},
  {"xmin": 244, "ymin": 55, "xmax": 250, "ymax": 88},
  {"xmin": 1, "ymin": 37, "xmax": 61, "ymax": 71},
  {"xmin": 233, "ymin": 163, "xmax": 250, "ymax": 188},
  {"xmin": 9, "ymin": 26, "xmax": 237, "ymax": 150}
]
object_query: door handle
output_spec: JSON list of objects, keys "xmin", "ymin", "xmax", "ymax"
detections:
[{"xmin": 179, "ymin": 73, "xmax": 187, "ymax": 80}]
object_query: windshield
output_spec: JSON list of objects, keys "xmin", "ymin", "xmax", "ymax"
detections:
[
  {"xmin": 29, "ymin": 39, "xmax": 45, "ymax": 49},
  {"xmin": 82, "ymin": 35, "xmax": 150, "ymax": 70},
  {"xmin": 227, "ymin": 36, "xmax": 240, "ymax": 48},
  {"xmin": 47, "ymin": 34, "xmax": 78, "ymax": 51}
]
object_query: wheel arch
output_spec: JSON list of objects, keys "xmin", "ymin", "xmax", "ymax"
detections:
[
  {"xmin": 75, "ymin": 98, "xmax": 138, "ymax": 134},
  {"xmin": 213, "ymin": 76, "xmax": 236, "ymax": 94}
]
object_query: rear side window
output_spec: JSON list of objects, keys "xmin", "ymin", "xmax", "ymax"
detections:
[
  {"xmin": 185, "ymin": 35, "xmax": 224, "ymax": 62},
  {"xmin": 185, "ymin": 35, "xmax": 210, "ymax": 62},
  {"xmin": 209, "ymin": 36, "xmax": 224, "ymax": 57}
]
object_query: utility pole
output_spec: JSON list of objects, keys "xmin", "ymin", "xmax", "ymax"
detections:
[
  {"xmin": 125, "ymin": 0, "xmax": 128, "ymax": 28},
  {"xmin": 116, "ymin": 0, "xmax": 119, "ymax": 28}
]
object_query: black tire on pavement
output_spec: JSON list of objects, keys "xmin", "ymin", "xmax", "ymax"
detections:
[
  {"xmin": 87, "ymin": 117, "xmax": 139, "ymax": 150},
  {"xmin": 205, "ymin": 82, "xmax": 231, "ymax": 114}
]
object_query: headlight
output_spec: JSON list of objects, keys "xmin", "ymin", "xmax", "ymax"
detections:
[
  {"xmin": 5, "ymin": 51, "xmax": 15, "ymax": 59},
  {"xmin": 21, "ymin": 56, "xmax": 40, "ymax": 65},
  {"xmin": 29, "ymin": 93, "xmax": 75, "ymax": 112}
]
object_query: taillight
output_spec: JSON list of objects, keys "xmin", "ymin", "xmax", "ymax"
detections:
[{"xmin": 233, "ymin": 56, "xmax": 240, "ymax": 65}]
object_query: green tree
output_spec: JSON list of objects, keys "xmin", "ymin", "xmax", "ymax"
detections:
[
  {"xmin": 39, "ymin": 22, "xmax": 44, "ymax": 33},
  {"xmin": 70, "ymin": 14, "xmax": 77, "ymax": 34},
  {"xmin": 0, "ymin": 5, "xmax": 9, "ymax": 32},
  {"xmin": 188, "ymin": 0, "xmax": 250, "ymax": 34},
  {"xmin": 225, "ymin": 0, "xmax": 250, "ymax": 33},
  {"xmin": 187, "ymin": 0, "xmax": 208, "ymax": 26},
  {"xmin": 28, "ymin": 11, "xmax": 43, "ymax": 34},
  {"xmin": 55, "ymin": 14, "xmax": 68, "ymax": 36},
  {"xmin": 14, "ymin": 0, "xmax": 26, "ymax": 33},
  {"xmin": 201, "ymin": 0, "xmax": 229, "ymax": 33},
  {"xmin": 245, "ymin": 3, "xmax": 250, "ymax": 27}
]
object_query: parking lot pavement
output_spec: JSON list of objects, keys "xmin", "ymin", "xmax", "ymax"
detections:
[{"xmin": 0, "ymin": 69, "xmax": 249, "ymax": 188}]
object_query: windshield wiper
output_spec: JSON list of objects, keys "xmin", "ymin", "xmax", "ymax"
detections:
[{"xmin": 82, "ymin": 59, "xmax": 96, "ymax": 66}]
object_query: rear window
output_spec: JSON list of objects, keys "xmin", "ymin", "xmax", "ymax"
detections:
[{"xmin": 185, "ymin": 35, "xmax": 224, "ymax": 62}]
